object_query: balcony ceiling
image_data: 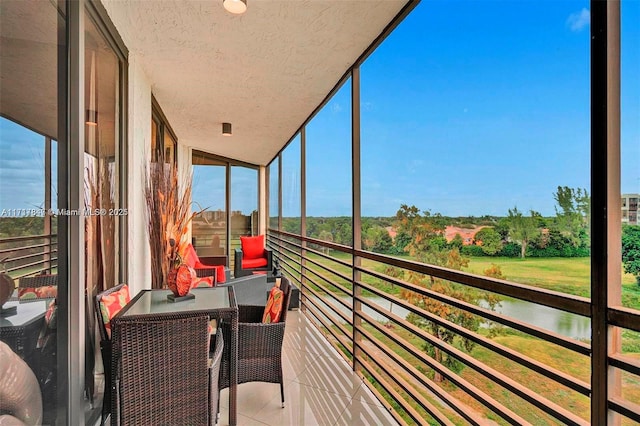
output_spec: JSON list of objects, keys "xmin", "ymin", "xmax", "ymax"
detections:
[{"xmin": 102, "ymin": 0, "xmax": 409, "ymax": 166}]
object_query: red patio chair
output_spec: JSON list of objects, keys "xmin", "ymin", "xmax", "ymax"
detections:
[
  {"xmin": 183, "ymin": 243, "xmax": 227, "ymax": 284},
  {"xmin": 233, "ymin": 235, "xmax": 272, "ymax": 278}
]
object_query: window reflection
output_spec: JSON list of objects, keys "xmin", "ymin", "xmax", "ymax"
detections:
[
  {"xmin": 84, "ymin": 9, "xmax": 122, "ymax": 422},
  {"xmin": 0, "ymin": 0, "xmax": 65, "ymax": 424}
]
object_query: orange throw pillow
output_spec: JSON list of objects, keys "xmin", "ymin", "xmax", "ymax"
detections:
[
  {"xmin": 262, "ymin": 285, "xmax": 284, "ymax": 323},
  {"xmin": 99, "ymin": 284, "xmax": 131, "ymax": 338}
]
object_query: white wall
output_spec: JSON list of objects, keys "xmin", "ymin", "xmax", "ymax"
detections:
[{"xmin": 125, "ymin": 54, "xmax": 152, "ymax": 296}]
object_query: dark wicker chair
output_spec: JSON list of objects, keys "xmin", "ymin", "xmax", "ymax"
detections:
[
  {"xmin": 209, "ymin": 328, "xmax": 224, "ymax": 426},
  {"xmin": 113, "ymin": 314, "xmax": 211, "ymax": 426},
  {"xmin": 18, "ymin": 274, "xmax": 58, "ymax": 302},
  {"xmin": 94, "ymin": 284, "xmax": 128, "ymax": 425},
  {"xmin": 233, "ymin": 235, "xmax": 273, "ymax": 278},
  {"xmin": 219, "ymin": 276, "xmax": 292, "ymax": 407}
]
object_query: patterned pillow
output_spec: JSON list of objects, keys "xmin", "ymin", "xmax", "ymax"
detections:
[
  {"xmin": 18, "ymin": 285, "xmax": 57, "ymax": 300},
  {"xmin": 262, "ymin": 285, "xmax": 284, "ymax": 323},
  {"xmin": 37, "ymin": 285, "xmax": 57, "ymax": 298},
  {"xmin": 44, "ymin": 298, "xmax": 57, "ymax": 328},
  {"xmin": 37, "ymin": 299, "xmax": 58, "ymax": 348},
  {"xmin": 18, "ymin": 287, "xmax": 38, "ymax": 301},
  {"xmin": 191, "ymin": 276, "xmax": 213, "ymax": 289},
  {"xmin": 99, "ymin": 284, "xmax": 131, "ymax": 339}
]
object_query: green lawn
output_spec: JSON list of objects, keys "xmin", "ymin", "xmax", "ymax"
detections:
[
  {"xmin": 312, "ymin": 251, "xmax": 640, "ymax": 310},
  {"xmin": 310, "ymin": 251, "xmax": 640, "ymax": 424},
  {"xmin": 465, "ymin": 256, "xmax": 640, "ymax": 309}
]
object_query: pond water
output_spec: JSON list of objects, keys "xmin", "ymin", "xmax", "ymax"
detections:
[
  {"xmin": 328, "ymin": 295, "xmax": 591, "ymax": 341},
  {"xmin": 492, "ymin": 299, "xmax": 591, "ymax": 340}
]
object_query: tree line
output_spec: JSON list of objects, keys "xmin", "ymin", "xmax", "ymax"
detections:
[{"xmin": 287, "ymin": 186, "xmax": 592, "ymax": 259}]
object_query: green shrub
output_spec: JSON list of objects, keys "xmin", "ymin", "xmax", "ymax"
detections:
[
  {"xmin": 499, "ymin": 242, "xmax": 521, "ymax": 257},
  {"xmin": 461, "ymin": 245, "xmax": 485, "ymax": 256}
]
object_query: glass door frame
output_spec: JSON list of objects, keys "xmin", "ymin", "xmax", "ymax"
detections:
[{"xmin": 192, "ymin": 150, "xmax": 261, "ymax": 266}]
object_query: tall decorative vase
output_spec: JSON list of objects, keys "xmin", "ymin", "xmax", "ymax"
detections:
[
  {"xmin": 166, "ymin": 267, "xmax": 179, "ymax": 296},
  {"xmin": 166, "ymin": 265, "xmax": 196, "ymax": 299}
]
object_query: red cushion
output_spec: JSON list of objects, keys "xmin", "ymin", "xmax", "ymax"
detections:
[
  {"xmin": 194, "ymin": 260, "xmax": 204, "ymax": 268},
  {"xmin": 240, "ymin": 235, "xmax": 264, "ymax": 260},
  {"xmin": 216, "ymin": 265, "xmax": 226, "ymax": 283},
  {"xmin": 182, "ymin": 244, "xmax": 199, "ymax": 268},
  {"xmin": 242, "ymin": 257, "xmax": 268, "ymax": 269},
  {"xmin": 262, "ymin": 286, "xmax": 284, "ymax": 323},
  {"xmin": 194, "ymin": 261, "xmax": 226, "ymax": 284}
]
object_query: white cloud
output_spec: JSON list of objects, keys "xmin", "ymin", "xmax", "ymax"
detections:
[
  {"xmin": 361, "ymin": 102, "xmax": 374, "ymax": 111},
  {"xmin": 567, "ymin": 8, "xmax": 590, "ymax": 32},
  {"xmin": 331, "ymin": 102, "xmax": 343, "ymax": 113}
]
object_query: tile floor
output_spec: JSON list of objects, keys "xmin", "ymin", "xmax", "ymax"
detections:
[{"xmin": 216, "ymin": 310, "xmax": 400, "ymax": 426}]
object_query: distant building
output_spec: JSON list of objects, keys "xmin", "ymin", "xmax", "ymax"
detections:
[
  {"xmin": 622, "ymin": 193, "xmax": 639, "ymax": 225},
  {"xmin": 445, "ymin": 226, "xmax": 487, "ymax": 245}
]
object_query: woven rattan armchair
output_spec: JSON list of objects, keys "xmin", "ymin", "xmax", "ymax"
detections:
[
  {"xmin": 113, "ymin": 314, "xmax": 211, "ymax": 425},
  {"xmin": 184, "ymin": 243, "xmax": 226, "ymax": 284},
  {"xmin": 209, "ymin": 328, "xmax": 224, "ymax": 426},
  {"xmin": 233, "ymin": 235, "xmax": 273, "ymax": 278},
  {"xmin": 94, "ymin": 284, "xmax": 127, "ymax": 425},
  {"xmin": 219, "ymin": 276, "xmax": 292, "ymax": 407}
]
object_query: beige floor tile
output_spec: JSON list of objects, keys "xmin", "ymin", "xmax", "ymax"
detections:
[
  {"xmin": 292, "ymin": 352, "xmax": 363, "ymax": 399},
  {"xmin": 334, "ymin": 397, "xmax": 399, "ymax": 426},
  {"xmin": 216, "ymin": 310, "xmax": 397, "ymax": 426},
  {"xmin": 281, "ymin": 347, "xmax": 318, "ymax": 381},
  {"xmin": 234, "ymin": 414, "xmax": 270, "ymax": 426},
  {"xmin": 251, "ymin": 380, "xmax": 350, "ymax": 426},
  {"xmin": 352, "ymin": 384, "xmax": 386, "ymax": 407},
  {"xmin": 218, "ymin": 381, "xmax": 279, "ymax": 422}
]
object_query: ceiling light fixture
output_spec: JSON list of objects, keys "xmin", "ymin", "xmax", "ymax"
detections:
[
  {"xmin": 223, "ymin": 0, "xmax": 247, "ymax": 14},
  {"xmin": 222, "ymin": 122, "xmax": 232, "ymax": 136}
]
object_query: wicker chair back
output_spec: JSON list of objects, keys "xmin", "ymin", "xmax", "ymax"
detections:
[
  {"xmin": 219, "ymin": 275, "xmax": 292, "ymax": 408},
  {"xmin": 113, "ymin": 314, "xmax": 210, "ymax": 425},
  {"xmin": 94, "ymin": 283, "xmax": 127, "ymax": 425},
  {"xmin": 209, "ymin": 328, "xmax": 224, "ymax": 426}
]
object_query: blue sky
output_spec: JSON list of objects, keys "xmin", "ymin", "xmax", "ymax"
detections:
[
  {"xmin": 1, "ymin": 0, "xmax": 639, "ymax": 218},
  {"xmin": 298, "ymin": 0, "xmax": 640, "ymax": 217}
]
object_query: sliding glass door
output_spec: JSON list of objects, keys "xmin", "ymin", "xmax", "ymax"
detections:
[{"xmin": 192, "ymin": 151, "xmax": 259, "ymax": 274}]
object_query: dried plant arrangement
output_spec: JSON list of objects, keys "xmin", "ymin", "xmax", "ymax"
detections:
[
  {"xmin": 84, "ymin": 157, "xmax": 116, "ymax": 294},
  {"xmin": 144, "ymin": 162, "xmax": 197, "ymax": 289}
]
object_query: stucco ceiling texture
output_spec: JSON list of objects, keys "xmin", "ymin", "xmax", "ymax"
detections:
[
  {"xmin": 1, "ymin": 0, "xmax": 59, "ymax": 140},
  {"xmin": 102, "ymin": 0, "xmax": 408, "ymax": 166}
]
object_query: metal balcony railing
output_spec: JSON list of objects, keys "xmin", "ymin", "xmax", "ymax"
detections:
[
  {"xmin": 267, "ymin": 229, "xmax": 640, "ymax": 425},
  {"xmin": 0, "ymin": 234, "xmax": 58, "ymax": 279}
]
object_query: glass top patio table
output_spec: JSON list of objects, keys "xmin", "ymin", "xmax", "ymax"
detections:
[
  {"xmin": 118, "ymin": 287, "xmax": 233, "ymax": 317},
  {"xmin": 112, "ymin": 286, "xmax": 239, "ymax": 425},
  {"xmin": 0, "ymin": 300, "xmax": 47, "ymax": 362}
]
